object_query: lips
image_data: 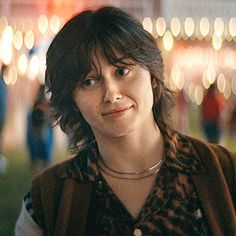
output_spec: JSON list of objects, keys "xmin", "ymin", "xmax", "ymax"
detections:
[{"xmin": 102, "ymin": 106, "xmax": 133, "ymax": 117}]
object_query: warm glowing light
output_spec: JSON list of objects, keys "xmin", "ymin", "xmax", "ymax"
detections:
[
  {"xmin": 214, "ymin": 17, "xmax": 224, "ymax": 37},
  {"xmin": 2, "ymin": 25, "xmax": 14, "ymax": 46},
  {"xmin": 38, "ymin": 15, "xmax": 48, "ymax": 34},
  {"xmin": 177, "ymin": 73, "xmax": 185, "ymax": 90},
  {"xmin": 0, "ymin": 17, "xmax": 8, "ymax": 33},
  {"xmin": 229, "ymin": 18, "xmax": 236, "ymax": 37},
  {"xmin": 212, "ymin": 33, "xmax": 222, "ymax": 51},
  {"xmin": 49, "ymin": 15, "xmax": 61, "ymax": 34},
  {"xmin": 202, "ymin": 70, "xmax": 211, "ymax": 89},
  {"xmin": 156, "ymin": 17, "xmax": 166, "ymax": 37},
  {"xmin": 171, "ymin": 64, "xmax": 185, "ymax": 89},
  {"xmin": 142, "ymin": 17, "xmax": 153, "ymax": 34},
  {"xmin": 3, "ymin": 66, "xmax": 17, "ymax": 85},
  {"xmin": 217, "ymin": 73, "xmax": 226, "ymax": 93},
  {"xmin": 206, "ymin": 66, "xmax": 216, "ymax": 84},
  {"xmin": 163, "ymin": 31, "xmax": 173, "ymax": 51},
  {"xmin": 170, "ymin": 17, "xmax": 181, "ymax": 37},
  {"xmin": 18, "ymin": 54, "xmax": 28, "ymax": 75},
  {"xmin": 195, "ymin": 85, "xmax": 204, "ymax": 105},
  {"xmin": 188, "ymin": 83, "xmax": 195, "ymax": 103},
  {"xmin": 24, "ymin": 30, "xmax": 35, "ymax": 49},
  {"xmin": 171, "ymin": 64, "xmax": 181, "ymax": 84},
  {"xmin": 200, "ymin": 17, "xmax": 210, "ymax": 37},
  {"xmin": 2, "ymin": 67, "xmax": 10, "ymax": 85},
  {"xmin": 13, "ymin": 31, "xmax": 23, "ymax": 50},
  {"xmin": 184, "ymin": 17, "xmax": 195, "ymax": 37},
  {"xmin": 29, "ymin": 55, "xmax": 40, "ymax": 78},
  {"xmin": 223, "ymin": 48, "xmax": 236, "ymax": 69},
  {"xmin": 0, "ymin": 45, "xmax": 13, "ymax": 65}
]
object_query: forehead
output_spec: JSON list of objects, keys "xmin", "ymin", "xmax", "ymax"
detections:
[{"xmin": 90, "ymin": 45, "xmax": 135, "ymax": 70}]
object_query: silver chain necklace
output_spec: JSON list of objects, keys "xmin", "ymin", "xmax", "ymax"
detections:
[{"xmin": 98, "ymin": 156, "xmax": 165, "ymax": 180}]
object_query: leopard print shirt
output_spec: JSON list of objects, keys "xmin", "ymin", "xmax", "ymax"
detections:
[{"xmin": 25, "ymin": 128, "xmax": 211, "ymax": 236}]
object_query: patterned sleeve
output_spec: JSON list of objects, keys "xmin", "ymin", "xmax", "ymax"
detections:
[
  {"xmin": 15, "ymin": 193, "xmax": 43, "ymax": 236},
  {"xmin": 23, "ymin": 191, "xmax": 39, "ymax": 224}
]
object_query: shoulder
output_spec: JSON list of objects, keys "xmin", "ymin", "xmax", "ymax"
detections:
[
  {"xmin": 29, "ymin": 157, "xmax": 80, "ymax": 229},
  {"xmin": 183, "ymin": 134, "xmax": 236, "ymax": 166},
  {"xmin": 32, "ymin": 145, "xmax": 91, "ymax": 185},
  {"xmin": 32, "ymin": 158, "xmax": 73, "ymax": 186},
  {"xmin": 176, "ymin": 131, "xmax": 236, "ymax": 181},
  {"xmin": 179, "ymin": 133, "xmax": 236, "ymax": 204},
  {"xmin": 30, "ymin": 158, "xmax": 75, "ymax": 217}
]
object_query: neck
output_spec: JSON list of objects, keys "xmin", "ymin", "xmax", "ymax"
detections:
[{"xmin": 94, "ymin": 122, "xmax": 164, "ymax": 174}]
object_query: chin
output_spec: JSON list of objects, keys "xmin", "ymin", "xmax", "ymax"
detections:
[{"xmin": 105, "ymin": 126, "xmax": 136, "ymax": 138}]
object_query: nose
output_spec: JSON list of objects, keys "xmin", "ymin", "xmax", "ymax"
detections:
[{"xmin": 103, "ymin": 80, "xmax": 123, "ymax": 103}]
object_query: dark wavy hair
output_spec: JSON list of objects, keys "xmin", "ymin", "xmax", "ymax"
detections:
[{"xmin": 45, "ymin": 6, "xmax": 174, "ymax": 153}]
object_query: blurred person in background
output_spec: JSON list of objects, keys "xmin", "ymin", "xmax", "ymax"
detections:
[
  {"xmin": 228, "ymin": 97, "xmax": 236, "ymax": 139},
  {"xmin": 201, "ymin": 83, "xmax": 225, "ymax": 143},
  {"xmin": 0, "ymin": 63, "xmax": 8, "ymax": 174},
  {"xmin": 26, "ymin": 84, "xmax": 54, "ymax": 172},
  {"xmin": 16, "ymin": 6, "xmax": 235, "ymax": 236}
]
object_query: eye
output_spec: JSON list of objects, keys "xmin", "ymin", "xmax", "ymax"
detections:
[
  {"xmin": 80, "ymin": 78, "xmax": 99, "ymax": 88},
  {"xmin": 115, "ymin": 67, "xmax": 130, "ymax": 77}
]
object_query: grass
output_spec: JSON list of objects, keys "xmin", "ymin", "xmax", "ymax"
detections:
[
  {"xmin": 0, "ymin": 147, "xmax": 67, "ymax": 236},
  {"xmin": 0, "ymin": 148, "xmax": 31, "ymax": 236}
]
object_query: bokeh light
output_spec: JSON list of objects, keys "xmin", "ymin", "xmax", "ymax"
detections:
[
  {"xmin": 2, "ymin": 25, "xmax": 14, "ymax": 46},
  {"xmin": 206, "ymin": 66, "xmax": 216, "ymax": 84},
  {"xmin": 28, "ymin": 55, "xmax": 40, "ymax": 79},
  {"xmin": 184, "ymin": 17, "xmax": 195, "ymax": 37},
  {"xmin": 38, "ymin": 15, "xmax": 48, "ymax": 34},
  {"xmin": 163, "ymin": 31, "xmax": 174, "ymax": 51},
  {"xmin": 229, "ymin": 18, "xmax": 236, "ymax": 37},
  {"xmin": 217, "ymin": 73, "xmax": 226, "ymax": 93},
  {"xmin": 18, "ymin": 53, "xmax": 28, "ymax": 75},
  {"xmin": 200, "ymin": 17, "xmax": 210, "ymax": 37},
  {"xmin": 212, "ymin": 33, "xmax": 222, "ymax": 51},
  {"xmin": 142, "ymin": 17, "xmax": 153, "ymax": 34},
  {"xmin": 13, "ymin": 31, "xmax": 23, "ymax": 51},
  {"xmin": 49, "ymin": 15, "xmax": 61, "ymax": 34},
  {"xmin": 24, "ymin": 30, "xmax": 35, "ymax": 49},
  {"xmin": 156, "ymin": 17, "xmax": 166, "ymax": 37},
  {"xmin": 171, "ymin": 17, "xmax": 181, "ymax": 37},
  {"xmin": 195, "ymin": 85, "xmax": 204, "ymax": 105},
  {"xmin": 214, "ymin": 17, "xmax": 224, "ymax": 37}
]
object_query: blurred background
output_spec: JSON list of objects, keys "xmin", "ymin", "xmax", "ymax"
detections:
[{"xmin": 0, "ymin": 0, "xmax": 236, "ymax": 235}]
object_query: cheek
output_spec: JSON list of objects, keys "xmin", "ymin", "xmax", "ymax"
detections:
[
  {"xmin": 74, "ymin": 96, "xmax": 99, "ymax": 125},
  {"xmin": 143, "ymin": 84, "xmax": 154, "ymax": 107},
  {"xmin": 74, "ymin": 94, "xmax": 88, "ymax": 116},
  {"xmin": 134, "ymin": 77, "xmax": 154, "ymax": 103},
  {"xmin": 76, "ymin": 100, "xmax": 90, "ymax": 118}
]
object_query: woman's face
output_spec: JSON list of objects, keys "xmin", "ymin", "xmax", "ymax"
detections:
[{"xmin": 73, "ymin": 49, "xmax": 155, "ymax": 139}]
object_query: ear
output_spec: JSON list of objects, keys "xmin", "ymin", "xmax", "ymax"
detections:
[{"xmin": 151, "ymin": 77, "xmax": 158, "ymax": 88}]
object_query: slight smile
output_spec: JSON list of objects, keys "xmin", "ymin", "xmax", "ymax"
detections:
[{"xmin": 102, "ymin": 106, "xmax": 133, "ymax": 118}]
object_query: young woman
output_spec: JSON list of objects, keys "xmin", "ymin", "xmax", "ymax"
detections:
[{"xmin": 16, "ymin": 6, "xmax": 236, "ymax": 236}]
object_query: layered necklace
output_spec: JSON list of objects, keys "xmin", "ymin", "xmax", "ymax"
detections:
[{"xmin": 98, "ymin": 156, "xmax": 165, "ymax": 180}]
